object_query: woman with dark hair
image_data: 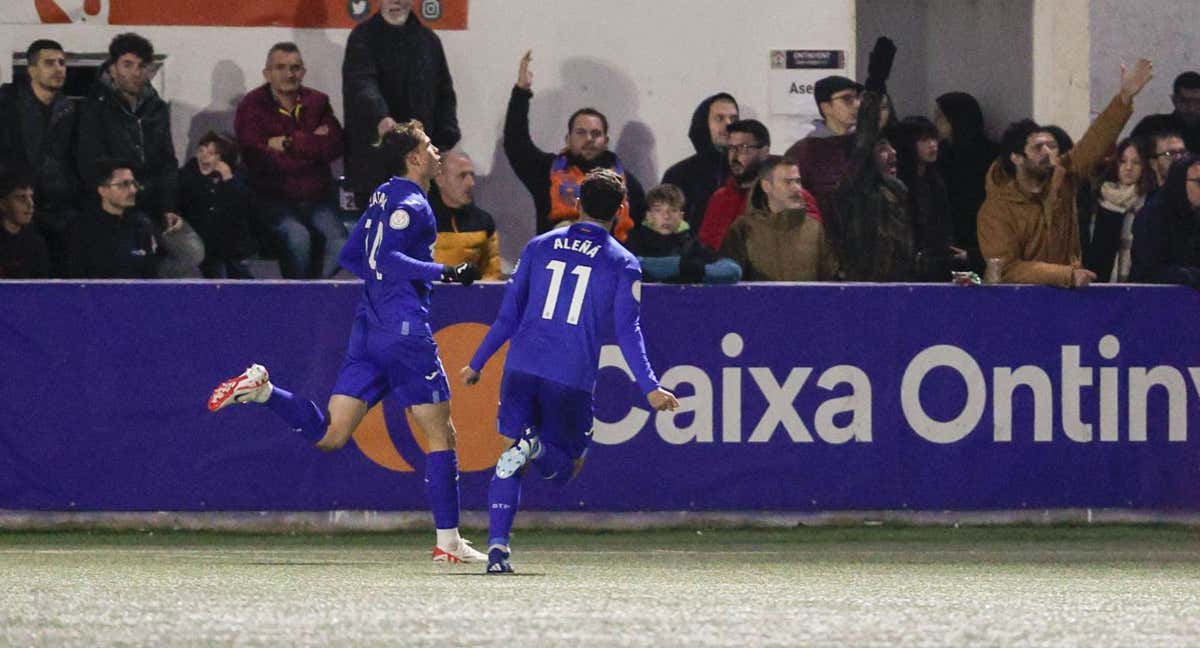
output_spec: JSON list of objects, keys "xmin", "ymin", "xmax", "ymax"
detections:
[
  {"xmin": 892, "ymin": 116, "xmax": 967, "ymax": 280},
  {"xmin": 1081, "ymin": 137, "xmax": 1153, "ymax": 282},
  {"xmin": 1131, "ymin": 155, "xmax": 1200, "ymax": 286},
  {"xmin": 934, "ymin": 91, "xmax": 997, "ymax": 270}
]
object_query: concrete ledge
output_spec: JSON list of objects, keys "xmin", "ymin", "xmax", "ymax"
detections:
[{"xmin": 1, "ymin": 509, "xmax": 1198, "ymax": 532}]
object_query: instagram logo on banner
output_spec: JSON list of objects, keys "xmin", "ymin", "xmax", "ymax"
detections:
[
  {"xmin": 33, "ymin": 0, "xmax": 109, "ymax": 23},
  {"xmin": 420, "ymin": 0, "xmax": 441, "ymax": 20}
]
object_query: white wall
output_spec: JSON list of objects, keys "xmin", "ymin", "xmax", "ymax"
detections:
[{"xmin": 0, "ymin": 0, "xmax": 854, "ymax": 263}]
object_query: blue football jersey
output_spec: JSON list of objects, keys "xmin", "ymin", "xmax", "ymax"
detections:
[
  {"xmin": 470, "ymin": 221, "xmax": 659, "ymax": 395},
  {"xmin": 338, "ymin": 177, "xmax": 445, "ymax": 331}
]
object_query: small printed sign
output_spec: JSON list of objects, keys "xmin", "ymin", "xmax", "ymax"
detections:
[{"xmin": 769, "ymin": 49, "xmax": 847, "ymax": 116}]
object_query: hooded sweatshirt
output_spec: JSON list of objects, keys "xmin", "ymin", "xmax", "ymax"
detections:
[
  {"xmin": 977, "ymin": 95, "xmax": 1132, "ymax": 286},
  {"xmin": 661, "ymin": 93, "xmax": 738, "ymax": 230}
]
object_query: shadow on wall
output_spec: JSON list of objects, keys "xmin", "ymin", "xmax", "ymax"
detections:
[
  {"xmin": 473, "ymin": 55, "xmax": 656, "ymax": 265},
  {"xmin": 182, "ymin": 60, "xmax": 247, "ymax": 159}
]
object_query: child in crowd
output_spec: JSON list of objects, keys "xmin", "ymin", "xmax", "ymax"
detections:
[
  {"xmin": 179, "ymin": 131, "xmax": 256, "ymax": 278},
  {"xmin": 625, "ymin": 183, "xmax": 740, "ymax": 284}
]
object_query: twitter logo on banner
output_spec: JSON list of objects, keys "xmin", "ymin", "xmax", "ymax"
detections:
[{"xmin": 347, "ymin": 0, "xmax": 370, "ymax": 21}]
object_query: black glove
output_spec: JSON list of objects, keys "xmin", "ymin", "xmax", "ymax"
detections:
[
  {"xmin": 440, "ymin": 262, "xmax": 480, "ymax": 286},
  {"xmin": 865, "ymin": 36, "xmax": 897, "ymax": 94}
]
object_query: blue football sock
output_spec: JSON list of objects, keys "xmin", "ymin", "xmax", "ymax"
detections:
[
  {"xmin": 488, "ymin": 470, "xmax": 522, "ymax": 548},
  {"xmin": 532, "ymin": 440, "xmax": 576, "ymax": 487},
  {"xmin": 264, "ymin": 386, "xmax": 326, "ymax": 443},
  {"xmin": 424, "ymin": 450, "xmax": 461, "ymax": 530}
]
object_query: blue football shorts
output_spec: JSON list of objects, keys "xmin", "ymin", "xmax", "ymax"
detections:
[
  {"xmin": 497, "ymin": 370, "xmax": 594, "ymax": 460},
  {"xmin": 331, "ymin": 316, "xmax": 450, "ymax": 408}
]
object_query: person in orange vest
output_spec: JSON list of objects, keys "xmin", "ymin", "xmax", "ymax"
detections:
[{"xmin": 503, "ymin": 50, "xmax": 646, "ymax": 242}]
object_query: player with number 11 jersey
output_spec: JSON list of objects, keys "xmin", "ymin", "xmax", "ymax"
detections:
[{"xmin": 461, "ymin": 169, "xmax": 679, "ymax": 574}]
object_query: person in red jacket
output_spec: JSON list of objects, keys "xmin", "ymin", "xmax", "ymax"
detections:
[{"xmin": 235, "ymin": 42, "xmax": 346, "ymax": 279}]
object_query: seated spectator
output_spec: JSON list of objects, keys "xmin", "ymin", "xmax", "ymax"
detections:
[
  {"xmin": 626, "ymin": 183, "xmax": 740, "ymax": 284},
  {"xmin": 1131, "ymin": 72, "xmax": 1200, "ymax": 152},
  {"xmin": 1131, "ymin": 155, "xmax": 1200, "ymax": 286},
  {"xmin": 180, "ymin": 132, "xmax": 256, "ymax": 279},
  {"xmin": 828, "ymin": 38, "xmax": 916, "ymax": 282},
  {"xmin": 504, "ymin": 51, "xmax": 646, "ymax": 242},
  {"xmin": 661, "ymin": 93, "xmax": 739, "ymax": 229},
  {"xmin": 978, "ymin": 59, "xmax": 1153, "ymax": 287},
  {"xmin": 934, "ymin": 91, "xmax": 997, "ymax": 271},
  {"xmin": 700, "ymin": 120, "xmax": 823, "ymax": 252},
  {"xmin": 1146, "ymin": 130, "xmax": 1188, "ymax": 190},
  {"xmin": 68, "ymin": 159, "xmax": 202, "ymax": 278},
  {"xmin": 893, "ymin": 117, "xmax": 967, "ymax": 281},
  {"xmin": 0, "ymin": 39, "xmax": 78, "ymax": 276},
  {"xmin": 719, "ymin": 156, "xmax": 834, "ymax": 281},
  {"xmin": 342, "ymin": 0, "xmax": 460, "ymax": 207},
  {"xmin": 235, "ymin": 42, "xmax": 346, "ymax": 279},
  {"xmin": 430, "ymin": 151, "xmax": 501, "ymax": 280},
  {"xmin": 0, "ymin": 165, "xmax": 49, "ymax": 278},
  {"xmin": 783, "ymin": 76, "xmax": 860, "ymax": 216},
  {"xmin": 1080, "ymin": 137, "xmax": 1153, "ymax": 282},
  {"xmin": 76, "ymin": 33, "xmax": 204, "ymax": 277}
]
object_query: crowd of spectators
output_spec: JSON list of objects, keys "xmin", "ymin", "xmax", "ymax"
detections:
[{"xmin": 2, "ymin": 4, "xmax": 1199, "ymax": 290}]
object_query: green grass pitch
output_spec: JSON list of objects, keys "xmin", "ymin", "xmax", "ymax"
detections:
[{"xmin": 2, "ymin": 526, "xmax": 1199, "ymax": 646}]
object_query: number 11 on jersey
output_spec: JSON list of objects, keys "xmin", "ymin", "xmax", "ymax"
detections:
[{"xmin": 542, "ymin": 260, "xmax": 592, "ymax": 325}]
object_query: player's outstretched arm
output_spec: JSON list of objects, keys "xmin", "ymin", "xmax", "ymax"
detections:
[
  {"xmin": 647, "ymin": 388, "xmax": 679, "ymax": 412},
  {"xmin": 467, "ymin": 246, "xmax": 534, "ymax": 372}
]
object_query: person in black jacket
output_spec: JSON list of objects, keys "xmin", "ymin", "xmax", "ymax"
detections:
[
  {"xmin": 67, "ymin": 159, "xmax": 163, "ymax": 279},
  {"xmin": 503, "ymin": 50, "xmax": 646, "ymax": 243},
  {"xmin": 0, "ymin": 39, "xmax": 79, "ymax": 275},
  {"xmin": 1131, "ymin": 154, "xmax": 1200, "ymax": 286},
  {"xmin": 342, "ymin": 0, "xmax": 459, "ymax": 205},
  {"xmin": 892, "ymin": 116, "xmax": 967, "ymax": 281},
  {"xmin": 625, "ymin": 183, "xmax": 740, "ymax": 284},
  {"xmin": 0, "ymin": 165, "xmax": 50, "ymax": 279},
  {"xmin": 179, "ymin": 132, "xmax": 255, "ymax": 279},
  {"xmin": 660, "ymin": 93, "xmax": 739, "ymax": 230},
  {"xmin": 934, "ymin": 91, "xmax": 997, "ymax": 272},
  {"xmin": 76, "ymin": 33, "xmax": 204, "ymax": 277}
]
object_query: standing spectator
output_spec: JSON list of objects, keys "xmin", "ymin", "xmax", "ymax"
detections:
[
  {"xmin": 783, "ymin": 76, "xmax": 861, "ymax": 217},
  {"xmin": 342, "ymin": 0, "xmax": 459, "ymax": 206},
  {"xmin": 1131, "ymin": 155, "xmax": 1200, "ymax": 286},
  {"xmin": 67, "ymin": 159, "xmax": 167, "ymax": 278},
  {"xmin": 0, "ymin": 166, "xmax": 49, "ymax": 278},
  {"xmin": 1131, "ymin": 72, "xmax": 1200, "ymax": 153},
  {"xmin": 1081, "ymin": 138, "xmax": 1152, "ymax": 283},
  {"xmin": 430, "ymin": 151, "xmax": 502, "ymax": 280},
  {"xmin": 661, "ymin": 93, "xmax": 738, "ymax": 229},
  {"xmin": 0, "ymin": 39, "xmax": 78, "ymax": 275},
  {"xmin": 978, "ymin": 59, "xmax": 1153, "ymax": 287},
  {"xmin": 893, "ymin": 117, "xmax": 966, "ymax": 281},
  {"xmin": 626, "ymin": 184, "xmax": 740, "ymax": 284},
  {"xmin": 180, "ymin": 132, "xmax": 256, "ymax": 279},
  {"xmin": 236, "ymin": 42, "xmax": 346, "ymax": 279},
  {"xmin": 77, "ymin": 33, "xmax": 203, "ymax": 278},
  {"xmin": 719, "ymin": 156, "xmax": 834, "ymax": 281},
  {"xmin": 503, "ymin": 51, "xmax": 646, "ymax": 242},
  {"xmin": 934, "ymin": 91, "xmax": 997, "ymax": 271},
  {"xmin": 829, "ymin": 38, "xmax": 916, "ymax": 282}
]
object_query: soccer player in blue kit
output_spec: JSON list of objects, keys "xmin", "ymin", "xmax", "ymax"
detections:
[
  {"xmin": 208, "ymin": 120, "xmax": 487, "ymax": 563},
  {"xmin": 460, "ymin": 168, "xmax": 680, "ymax": 574}
]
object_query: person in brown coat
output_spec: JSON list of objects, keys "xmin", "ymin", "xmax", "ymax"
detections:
[
  {"xmin": 977, "ymin": 59, "xmax": 1154, "ymax": 287},
  {"xmin": 720, "ymin": 156, "xmax": 835, "ymax": 281}
]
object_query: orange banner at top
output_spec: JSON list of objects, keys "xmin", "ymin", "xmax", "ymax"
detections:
[{"xmin": 10, "ymin": 1, "xmax": 467, "ymax": 29}]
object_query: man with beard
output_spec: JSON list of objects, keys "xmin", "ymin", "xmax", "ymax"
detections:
[
  {"xmin": 660, "ymin": 93, "xmax": 738, "ymax": 229},
  {"xmin": 698, "ymin": 119, "xmax": 820, "ymax": 251},
  {"xmin": 978, "ymin": 59, "xmax": 1154, "ymax": 287},
  {"xmin": 0, "ymin": 39, "xmax": 78, "ymax": 276},
  {"xmin": 503, "ymin": 50, "xmax": 646, "ymax": 242}
]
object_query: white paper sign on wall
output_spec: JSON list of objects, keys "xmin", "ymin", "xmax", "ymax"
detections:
[{"xmin": 768, "ymin": 50, "xmax": 846, "ymax": 116}]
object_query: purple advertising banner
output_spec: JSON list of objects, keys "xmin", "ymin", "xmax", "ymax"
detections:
[{"xmin": 1, "ymin": 281, "xmax": 1198, "ymax": 512}]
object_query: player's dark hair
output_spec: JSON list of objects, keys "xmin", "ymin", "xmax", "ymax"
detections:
[
  {"xmin": 108, "ymin": 32, "xmax": 154, "ymax": 64},
  {"xmin": 26, "ymin": 39, "xmax": 64, "ymax": 66},
  {"xmin": 578, "ymin": 168, "xmax": 626, "ymax": 221},
  {"xmin": 727, "ymin": 119, "xmax": 770, "ymax": 148},
  {"xmin": 567, "ymin": 108, "xmax": 608, "ymax": 135},
  {"xmin": 646, "ymin": 183, "xmax": 685, "ymax": 211},
  {"xmin": 374, "ymin": 119, "xmax": 427, "ymax": 177},
  {"xmin": 92, "ymin": 158, "xmax": 134, "ymax": 188}
]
